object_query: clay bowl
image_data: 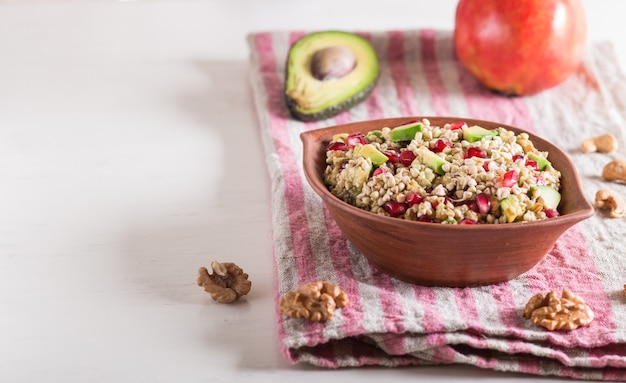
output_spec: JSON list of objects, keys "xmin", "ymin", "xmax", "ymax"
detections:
[{"xmin": 300, "ymin": 116, "xmax": 594, "ymax": 287}]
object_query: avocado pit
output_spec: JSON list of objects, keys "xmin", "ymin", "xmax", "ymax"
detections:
[{"xmin": 311, "ymin": 45, "xmax": 356, "ymax": 81}]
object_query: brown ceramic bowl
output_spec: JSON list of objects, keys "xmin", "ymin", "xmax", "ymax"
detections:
[{"xmin": 300, "ymin": 116, "xmax": 594, "ymax": 287}]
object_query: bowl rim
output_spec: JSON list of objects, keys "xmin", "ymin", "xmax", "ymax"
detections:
[{"xmin": 300, "ymin": 116, "xmax": 594, "ymax": 231}]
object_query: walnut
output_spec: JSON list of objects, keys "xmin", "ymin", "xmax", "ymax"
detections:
[
  {"xmin": 581, "ymin": 133, "xmax": 618, "ymax": 153},
  {"xmin": 197, "ymin": 261, "xmax": 251, "ymax": 303},
  {"xmin": 279, "ymin": 281, "xmax": 349, "ymax": 321},
  {"xmin": 602, "ymin": 159, "xmax": 626, "ymax": 183},
  {"xmin": 523, "ymin": 289, "xmax": 594, "ymax": 331},
  {"xmin": 595, "ymin": 189, "xmax": 626, "ymax": 218}
]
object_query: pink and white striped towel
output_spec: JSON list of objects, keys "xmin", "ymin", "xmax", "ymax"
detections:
[{"xmin": 247, "ymin": 29, "xmax": 626, "ymax": 380}]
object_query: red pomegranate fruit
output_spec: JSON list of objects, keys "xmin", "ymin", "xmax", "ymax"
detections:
[{"xmin": 454, "ymin": 0, "xmax": 587, "ymax": 95}]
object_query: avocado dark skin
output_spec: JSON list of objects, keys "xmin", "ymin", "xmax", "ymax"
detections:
[{"xmin": 284, "ymin": 31, "xmax": 380, "ymax": 122}]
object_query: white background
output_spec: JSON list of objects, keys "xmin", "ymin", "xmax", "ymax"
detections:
[{"xmin": 1, "ymin": 1, "xmax": 624, "ymax": 382}]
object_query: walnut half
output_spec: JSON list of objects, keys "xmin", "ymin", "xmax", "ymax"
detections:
[
  {"xmin": 279, "ymin": 281, "xmax": 349, "ymax": 321},
  {"xmin": 523, "ymin": 290, "xmax": 594, "ymax": 331},
  {"xmin": 197, "ymin": 261, "xmax": 251, "ymax": 303}
]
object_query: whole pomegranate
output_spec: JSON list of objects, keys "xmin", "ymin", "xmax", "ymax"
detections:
[{"xmin": 454, "ymin": 0, "xmax": 587, "ymax": 96}]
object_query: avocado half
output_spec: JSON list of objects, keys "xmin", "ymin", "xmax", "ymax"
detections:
[{"xmin": 285, "ymin": 31, "xmax": 380, "ymax": 122}]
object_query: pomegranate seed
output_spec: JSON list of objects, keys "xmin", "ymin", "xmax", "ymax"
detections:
[
  {"xmin": 433, "ymin": 139, "xmax": 452, "ymax": 153},
  {"xmin": 372, "ymin": 167, "xmax": 388, "ymax": 177},
  {"xmin": 383, "ymin": 148, "xmax": 401, "ymax": 163},
  {"xmin": 405, "ymin": 191, "xmax": 424, "ymax": 206},
  {"xmin": 346, "ymin": 132, "xmax": 367, "ymax": 147},
  {"xmin": 498, "ymin": 170, "xmax": 519, "ymax": 188},
  {"xmin": 475, "ymin": 193, "xmax": 491, "ymax": 214},
  {"xmin": 419, "ymin": 215, "xmax": 434, "ymax": 222},
  {"xmin": 525, "ymin": 159, "xmax": 539, "ymax": 171},
  {"xmin": 466, "ymin": 147, "xmax": 487, "ymax": 159},
  {"xmin": 482, "ymin": 160, "xmax": 491, "ymax": 172},
  {"xmin": 459, "ymin": 219, "xmax": 479, "ymax": 225},
  {"xmin": 543, "ymin": 208, "xmax": 560, "ymax": 218},
  {"xmin": 383, "ymin": 201, "xmax": 408, "ymax": 217},
  {"xmin": 512, "ymin": 154, "xmax": 524, "ymax": 162},
  {"xmin": 449, "ymin": 121, "xmax": 466, "ymax": 130},
  {"xmin": 399, "ymin": 150, "xmax": 416, "ymax": 167},
  {"xmin": 326, "ymin": 142, "xmax": 348, "ymax": 151}
]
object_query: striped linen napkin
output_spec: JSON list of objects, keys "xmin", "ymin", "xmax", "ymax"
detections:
[{"xmin": 247, "ymin": 29, "xmax": 626, "ymax": 380}]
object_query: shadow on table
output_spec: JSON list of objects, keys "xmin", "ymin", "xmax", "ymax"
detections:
[
  {"xmin": 113, "ymin": 59, "xmax": 270, "ymax": 291},
  {"xmin": 116, "ymin": 58, "xmax": 282, "ymax": 369}
]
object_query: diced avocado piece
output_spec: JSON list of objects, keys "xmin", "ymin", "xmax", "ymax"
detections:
[
  {"xmin": 463, "ymin": 125, "xmax": 498, "ymax": 143},
  {"xmin": 284, "ymin": 31, "xmax": 380, "ymax": 121},
  {"xmin": 528, "ymin": 152, "xmax": 551, "ymax": 171},
  {"xmin": 365, "ymin": 129, "xmax": 383, "ymax": 142},
  {"xmin": 366, "ymin": 129, "xmax": 382, "ymax": 137},
  {"xmin": 390, "ymin": 121, "xmax": 423, "ymax": 142},
  {"xmin": 416, "ymin": 146, "xmax": 448, "ymax": 175},
  {"xmin": 531, "ymin": 185, "xmax": 561, "ymax": 210},
  {"xmin": 499, "ymin": 196, "xmax": 523, "ymax": 223},
  {"xmin": 359, "ymin": 144, "xmax": 388, "ymax": 166}
]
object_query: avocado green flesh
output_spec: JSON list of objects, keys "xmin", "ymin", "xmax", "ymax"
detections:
[
  {"xmin": 528, "ymin": 152, "xmax": 551, "ymax": 171},
  {"xmin": 391, "ymin": 122, "xmax": 423, "ymax": 142},
  {"xmin": 416, "ymin": 146, "xmax": 448, "ymax": 175},
  {"xmin": 365, "ymin": 130, "xmax": 382, "ymax": 141},
  {"xmin": 463, "ymin": 125, "xmax": 498, "ymax": 142},
  {"xmin": 532, "ymin": 185, "xmax": 561, "ymax": 210},
  {"xmin": 499, "ymin": 196, "xmax": 520, "ymax": 223},
  {"xmin": 360, "ymin": 144, "xmax": 388, "ymax": 166},
  {"xmin": 284, "ymin": 31, "xmax": 380, "ymax": 121}
]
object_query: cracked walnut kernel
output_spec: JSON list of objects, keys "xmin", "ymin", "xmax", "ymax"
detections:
[
  {"xmin": 279, "ymin": 281, "xmax": 349, "ymax": 321},
  {"xmin": 197, "ymin": 261, "xmax": 251, "ymax": 303},
  {"xmin": 523, "ymin": 289, "xmax": 594, "ymax": 331}
]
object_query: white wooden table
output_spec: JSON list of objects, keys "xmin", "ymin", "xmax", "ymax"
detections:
[{"xmin": 1, "ymin": 1, "xmax": 624, "ymax": 381}]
